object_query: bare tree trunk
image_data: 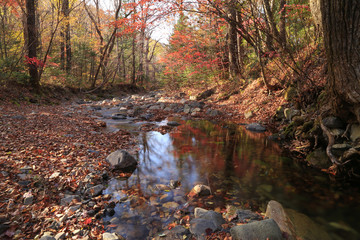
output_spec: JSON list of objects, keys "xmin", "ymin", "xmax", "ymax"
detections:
[
  {"xmin": 227, "ymin": 1, "xmax": 240, "ymax": 81},
  {"xmin": 64, "ymin": 0, "xmax": 71, "ymax": 73}
]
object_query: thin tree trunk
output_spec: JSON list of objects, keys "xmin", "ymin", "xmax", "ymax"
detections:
[{"xmin": 26, "ymin": 0, "xmax": 39, "ymax": 88}]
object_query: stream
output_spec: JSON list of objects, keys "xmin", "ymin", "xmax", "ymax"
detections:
[{"xmin": 95, "ymin": 105, "xmax": 360, "ymax": 240}]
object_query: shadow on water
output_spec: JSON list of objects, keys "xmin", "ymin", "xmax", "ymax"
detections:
[{"xmin": 103, "ymin": 119, "xmax": 360, "ymax": 240}]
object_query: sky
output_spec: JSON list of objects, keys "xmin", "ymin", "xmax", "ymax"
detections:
[{"xmin": 96, "ymin": 0, "xmax": 174, "ymax": 44}]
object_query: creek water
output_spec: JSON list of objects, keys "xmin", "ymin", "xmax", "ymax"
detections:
[{"xmin": 101, "ymin": 115, "xmax": 360, "ymax": 240}]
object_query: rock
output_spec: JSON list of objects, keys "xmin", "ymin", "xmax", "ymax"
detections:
[
  {"xmin": 155, "ymin": 184, "xmax": 172, "ymax": 191},
  {"xmin": 194, "ymin": 208, "xmax": 225, "ymax": 228},
  {"xmin": 169, "ymin": 180, "xmax": 181, "ymax": 189},
  {"xmin": 154, "ymin": 225, "xmax": 190, "ymax": 240},
  {"xmin": 350, "ymin": 124, "xmax": 360, "ymax": 142},
  {"xmin": 61, "ymin": 195, "xmax": 80, "ymax": 206},
  {"xmin": 167, "ymin": 121, "xmax": 181, "ymax": 127},
  {"xmin": 245, "ymin": 123, "xmax": 266, "ymax": 132},
  {"xmin": 284, "ymin": 108, "xmax": 300, "ymax": 121},
  {"xmin": 111, "ymin": 113, "xmax": 126, "ymax": 120},
  {"xmin": 189, "ymin": 184, "xmax": 211, "ymax": 197},
  {"xmin": 23, "ymin": 192, "xmax": 34, "ymax": 205},
  {"xmin": 106, "ymin": 150, "xmax": 137, "ymax": 171},
  {"xmin": 85, "ymin": 184, "xmax": 104, "ymax": 197},
  {"xmin": 236, "ymin": 209, "xmax": 263, "ymax": 222},
  {"xmin": 102, "ymin": 232, "xmax": 121, "ymax": 240},
  {"xmin": 184, "ymin": 104, "xmax": 191, "ymax": 114},
  {"xmin": 306, "ymin": 148, "xmax": 330, "ymax": 168},
  {"xmin": 163, "ymin": 202, "xmax": 179, "ymax": 209},
  {"xmin": 189, "ymin": 218, "xmax": 217, "ymax": 238},
  {"xmin": 49, "ymin": 171, "xmax": 60, "ymax": 179},
  {"xmin": 244, "ymin": 110, "xmax": 253, "ymax": 119},
  {"xmin": 331, "ymin": 143, "xmax": 352, "ymax": 156},
  {"xmin": 191, "ymin": 107, "xmax": 201, "ymax": 114},
  {"xmin": 20, "ymin": 166, "xmax": 32, "ymax": 174},
  {"xmin": 40, "ymin": 233, "xmax": 56, "ymax": 240},
  {"xmin": 196, "ymin": 88, "xmax": 215, "ymax": 100},
  {"xmin": 330, "ymin": 128, "xmax": 345, "ymax": 137},
  {"xmin": 322, "ymin": 116, "xmax": 345, "ymax": 129},
  {"xmin": 265, "ymin": 200, "xmax": 295, "ymax": 239},
  {"xmin": 149, "ymin": 105, "xmax": 161, "ymax": 110},
  {"xmin": 286, "ymin": 208, "xmax": 331, "ymax": 240},
  {"xmin": 230, "ymin": 219, "xmax": 282, "ymax": 240},
  {"xmin": 189, "ymin": 96, "xmax": 196, "ymax": 100},
  {"xmin": 208, "ymin": 109, "xmax": 221, "ymax": 117},
  {"xmin": 265, "ymin": 200, "xmax": 331, "ymax": 240}
]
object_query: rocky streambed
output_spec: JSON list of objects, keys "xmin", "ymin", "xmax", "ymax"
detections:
[{"xmin": 26, "ymin": 91, "xmax": 360, "ymax": 240}]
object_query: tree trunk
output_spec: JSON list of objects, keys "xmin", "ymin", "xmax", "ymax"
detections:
[
  {"xmin": 26, "ymin": 0, "xmax": 39, "ymax": 88},
  {"xmin": 227, "ymin": 2, "xmax": 240, "ymax": 81},
  {"xmin": 321, "ymin": 0, "xmax": 360, "ymax": 120}
]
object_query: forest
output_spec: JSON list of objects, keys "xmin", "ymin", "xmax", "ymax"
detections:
[{"xmin": 0, "ymin": 0, "xmax": 360, "ymax": 239}]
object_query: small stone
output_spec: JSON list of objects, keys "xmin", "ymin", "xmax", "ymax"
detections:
[
  {"xmin": 49, "ymin": 172, "xmax": 60, "ymax": 179},
  {"xmin": 244, "ymin": 110, "xmax": 253, "ymax": 119},
  {"xmin": 102, "ymin": 232, "xmax": 120, "ymax": 240},
  {"xmin": 23, "ymin": 192, "xmax": 34, "ymax": 205},
  {"xmin": 163, "ymin": 202, "xmax": 179, "ymax": 209},
  {"xmin": 60, "ymin": 195, "xmax": 80, "ymax": 206}
]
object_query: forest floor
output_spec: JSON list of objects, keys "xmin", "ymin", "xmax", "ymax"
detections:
[{"xmin": 0, "ymin": 81, "xmax": 297, "ymax": 239}]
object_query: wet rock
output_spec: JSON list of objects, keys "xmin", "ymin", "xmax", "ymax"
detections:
[
  {"xmin": 306, "ymin": 148, "xmax": 330, "ymax": 168},
  {"xmin": 154, "ymin": 225, "xmax": 190, "ymax": 240},
  {"xmin": 350, "ymin": 124, "xmax": 360, "ymax": 142},
  {"xmin": 106, "ymin": 150, "xmax": 137, "ymax": 171},
  {"xmin": 167, "ymin": 121, "xmax": 181, "ymax": 127},
  {"xmin": 331, "ymin": 143, "xmax": 351, "ymax": 156},
  {"xmin": 230, "ymin": 219, "xmax": 282, "ymax": 240},
  {"xmin": 323, "ymin": 116, "xmax": 345, "ymax": 129},
  {"xmin": 245, "ymin": 123, "xmax": 266, "ymax": 132},
  {"xmin": 286, "ymin": 208, "xmax": 331, "ymax": 240},
  {"xmin": 236, "ymin": 209, "xmax": 263, "ymax": 222},
  {"xmin": 111, "ymin": 113, "xmax": 126, "ymax": 120},
  {"xmin": 189, "ymin": 184, "xmax": 211, "ymax": 197},
  {"xmin": 23, "ymin": 192, "xmax": 34, "ymax": 205},
  {"xmin": 194, "ymin": 207, "xmax": 225, "ymax": 227},
  {"xmin": 163, "ymin": 202, "xmax": 179, "ymax": 209},
  {"xmin": 244, "ymin": 110, "xmax": 253, "ymax": 119},
  {"xmin": 190, "ymin": 218, "xmax": 217, "ymax": 238},
  {"xmin": 85, "ymin": 184, "xmax": 104, "ymax": 197}
]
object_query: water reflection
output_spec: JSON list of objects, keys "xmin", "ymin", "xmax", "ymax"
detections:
[{"xmin": 104, "ymin": 120, "xmax": 360, "ymax": 240}]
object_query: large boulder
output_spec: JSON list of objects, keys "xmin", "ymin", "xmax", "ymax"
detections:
[
  {"xmin": 265, "ymin": 200, "xmax": 295, "ymax": 239},
  {"xmin": 230, "ymin": 219, "xmax": 282, "ymax": 240},
  {"xmin": 106, "ymin": 150, "xmax": 137, "ymax": 171}
]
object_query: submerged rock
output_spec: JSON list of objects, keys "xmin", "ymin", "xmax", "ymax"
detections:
[
  {"xmin": 265, "ymin": 200, "xmax": 331, "ymax": 240},
  {"xmin": 230, "ymin": 219, "xmax": 282, "ymax": 240},
  {"xmin": 154, "ymin": 225, "xmax": 190, "ymax": 240},
  {"xmin": 106, "ymin": 150, "xmax": 137, "ymax": 171}
]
